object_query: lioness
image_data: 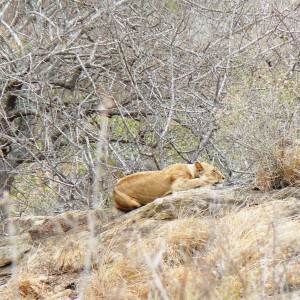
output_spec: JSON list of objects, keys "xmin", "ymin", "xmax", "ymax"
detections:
[{"xmin": 113, "ymin": 162, "xmax": 225, "ymax": 212}]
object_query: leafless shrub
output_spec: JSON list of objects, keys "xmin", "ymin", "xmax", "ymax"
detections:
[{"xmin": 0, "ymin": 0, "xmax": 299, "ymax": 215}]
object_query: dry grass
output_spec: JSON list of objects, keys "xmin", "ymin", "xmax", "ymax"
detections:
[
  {"xmin": 84, "ymin": 219, "xmax": 214, "ymax": 300},
  {"xmin": 84, "ymin": 202, "xmax": 300, "ymax": 299},
  {"xmin": 2, "ymin": 200, "xmax": 300, "ymax": 299},
  {"xmin": 4, "ymin": 273, "xmax": 49, "ymax": 299},
  {"xmin": 256, "ymin": 141, "xmax": 300, "ymax": 191},
  {"xmin": 208, "ymin": 203, "xmax": 300, "ymax": 298}
]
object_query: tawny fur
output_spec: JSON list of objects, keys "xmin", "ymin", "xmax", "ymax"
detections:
[{"xmin": 113, "ymin": 162, "xmax": 225, "ymax": 212}]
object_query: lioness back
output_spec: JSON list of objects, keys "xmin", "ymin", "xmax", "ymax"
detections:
[{"xmin": 115, "ymin": 170, "xmax": 172, "ymax": 203}]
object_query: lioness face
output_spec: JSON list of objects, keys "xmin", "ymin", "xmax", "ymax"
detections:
[{"xmin": 195, "ymin": 162, "xmax": 225, "ymax": 184}]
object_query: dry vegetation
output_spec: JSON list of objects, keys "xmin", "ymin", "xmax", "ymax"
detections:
[
  {"xmin": 1, "ymin": 0, "xmax": 299, "ymax": 216},
  {"xmin": 1, "ymin": 188, "xmax": 300, "ymax": 299},
  {"xmin": 256, "ymin": 141, "xmax": 300, "ymax": 191},
  {"xmin": 85, "ymin": 205, "xmax": 300, "ymax": 299},
  {"xmin": 1, "ymin": 0, "xmax": 300, "ymax": 299}
]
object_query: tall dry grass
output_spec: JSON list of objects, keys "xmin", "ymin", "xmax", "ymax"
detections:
[
  {"xmin": 84, "ymin": 202, "xmax": 300, "ymax": 299},
  {"xmin": 256, "ymin": 141, "xmax": 300, "ymax": 191}
]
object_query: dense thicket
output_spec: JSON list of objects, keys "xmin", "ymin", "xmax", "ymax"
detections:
[{"xmin": 0, "ymin": 0, "xmax": 299, "ymax": 216}]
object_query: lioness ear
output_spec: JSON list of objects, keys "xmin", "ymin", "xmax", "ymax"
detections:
[{"xmin": 194, "ymin": 162, "xmax": 203, "ymax": 171}]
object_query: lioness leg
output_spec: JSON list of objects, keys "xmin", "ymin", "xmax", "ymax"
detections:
[
  {"xmin": 113, "ymin": 189, "xmax": 142, "ymax": 212},
  {"xmin": 171, "ymin": 177, "xmax": 213, "ymax": 192}
]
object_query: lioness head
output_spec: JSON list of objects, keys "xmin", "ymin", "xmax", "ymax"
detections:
[{"xmin": 194, "ymin": 161, "xmax": 225, "ymax": 183}]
